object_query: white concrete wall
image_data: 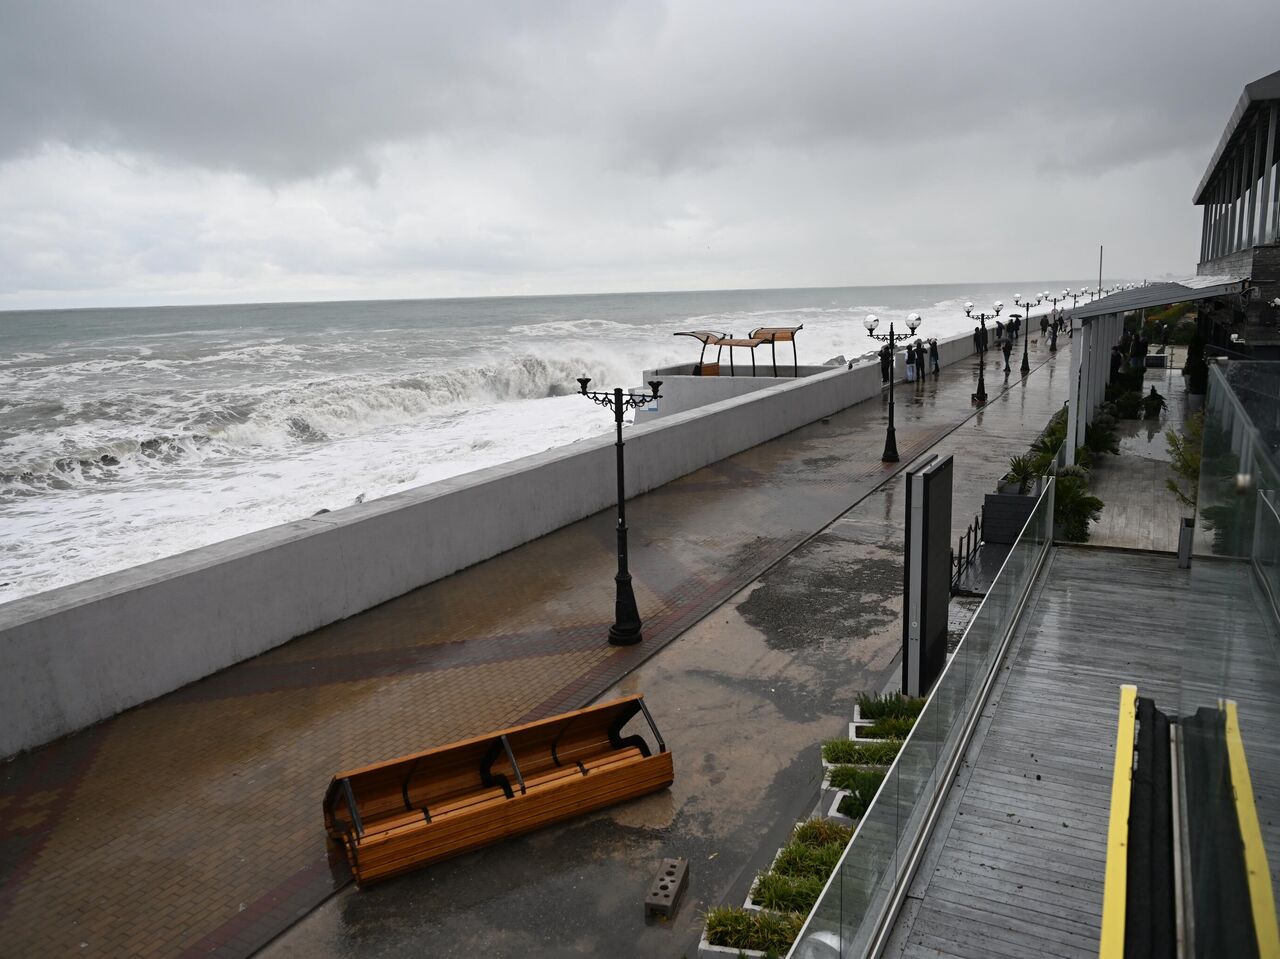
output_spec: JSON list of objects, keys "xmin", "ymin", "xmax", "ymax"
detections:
[
  {"xmin": 0, "ymin": 327, "xmax": 985, "ymax": 758},
  {"xmin": 634, "ymin": 364, "xmax": 837, "ymax": 421}
]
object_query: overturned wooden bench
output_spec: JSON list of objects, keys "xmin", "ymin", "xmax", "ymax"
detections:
[{"xmin": 323, "ymin": 694, "xmax": 673, "ymax": 885}]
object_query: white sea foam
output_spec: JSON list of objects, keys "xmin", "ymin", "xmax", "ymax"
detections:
[{"xmin": 0, "ymin": 283, "xmax": 1088, "ymax": 602}]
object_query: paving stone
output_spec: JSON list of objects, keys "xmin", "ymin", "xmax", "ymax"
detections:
[{"xmin": 0, "ymin": 339, "xmax": 1068, "ymax": 958}]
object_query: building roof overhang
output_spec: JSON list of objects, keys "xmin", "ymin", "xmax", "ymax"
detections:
[
  {"xmin": 1074, "ymin": 275, "xmax": 1247, "ymax": 321},
  {"xmin": 1193, "ymin": 69, "xmax": 1280, "ymax": 206}
]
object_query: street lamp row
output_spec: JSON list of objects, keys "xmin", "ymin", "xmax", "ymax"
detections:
[{"xmin": 577, "ymin": 275, "xmax": 1156, "ymax": 643}]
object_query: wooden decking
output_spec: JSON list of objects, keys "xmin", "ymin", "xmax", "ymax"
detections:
[{"xmin": 883, "ymin": 548, "xmax": 1280, "ymax": 959}]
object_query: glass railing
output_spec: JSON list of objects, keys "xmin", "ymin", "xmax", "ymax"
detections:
[
  {"xmin": 1182, "ymin": 360, "xmax": 1280, "ymax": 924},
  {"xmin": 790, "ymin": 477, "xmax": 1055, "ymax": 959}
]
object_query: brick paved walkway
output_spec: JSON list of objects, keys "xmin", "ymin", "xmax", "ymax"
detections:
[{"xmin": 0, "ymin": 338, "xmax": 1067, "ymax": 958}]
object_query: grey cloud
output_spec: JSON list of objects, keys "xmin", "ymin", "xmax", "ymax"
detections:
[{"xmin": 3, "ymin": 0, "xmax": 1277, "ymax": 184}]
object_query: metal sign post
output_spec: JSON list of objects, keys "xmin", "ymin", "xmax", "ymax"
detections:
[{"xmin": 903, "ymin": 454, "xmax": 954, "ymax": 696}]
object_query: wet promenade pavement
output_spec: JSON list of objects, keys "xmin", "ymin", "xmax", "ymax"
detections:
[{"xmin": 1, "ymin": 336, "xmax": 1067, "ymax": 958}]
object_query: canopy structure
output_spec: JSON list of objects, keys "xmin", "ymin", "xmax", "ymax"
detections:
[
  {"xmin": 748, "ymin": 325, "xmax": 804, "ymax": 377},
  {"xmin": 1074, "ymin": 275, "xmax": 1248, "ymax": 321},
  {"xmin": 1065, "ymin": 275, "xmax": 1248, "ymax": 466},
  {"xmin": 673, "ymin": 326, "xmax": 803, "ymax": 377}
]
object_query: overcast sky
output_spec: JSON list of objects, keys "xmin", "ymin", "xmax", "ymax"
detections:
[{"xmin": 1, "ymin": 1, "xmax": 1277, "ymax": 310}]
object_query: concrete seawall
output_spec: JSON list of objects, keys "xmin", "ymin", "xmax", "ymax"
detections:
[{"xmin": 0, "ymin": 328, "xmax": 986, "ymax": 757}]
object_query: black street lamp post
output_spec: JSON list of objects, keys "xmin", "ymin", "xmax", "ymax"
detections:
[
  {"xmin": 965, "ymin": 301, "xmax": 1002, "ymax": 405},
  {"xmin": 1013, "ymin": 292, "xmax": 1043, "ymax": 374},
  {"xmin": 576, "ymin": 376, "xmax": 663, "ymax": 646},
  {"xmin": 863, "ymin": 312, "xmax": 921, "ymax": 463}
]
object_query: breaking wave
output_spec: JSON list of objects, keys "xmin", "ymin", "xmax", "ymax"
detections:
[{"xmin": 0, "ymin": 351, "xmax": 652, "ymax": 493}]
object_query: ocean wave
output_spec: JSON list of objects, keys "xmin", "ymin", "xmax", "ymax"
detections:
[
  {"xmin": 0, "ymin": 351, "xmax": 649, "ymax": 491},
  {"xmin": 507, "ymin": 318, "xmax": 640, "ymax": 338}
]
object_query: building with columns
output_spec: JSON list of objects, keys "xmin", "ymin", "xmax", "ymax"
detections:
[
  {"xmin": 1194, "ymin": 68, "xmax": 1280, "ymax": 346},
  {"xmin": 1064, "ymin": 68, "xmax": 1280, "ymax": 459}
]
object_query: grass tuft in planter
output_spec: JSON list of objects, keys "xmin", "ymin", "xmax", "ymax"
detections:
[
  {"xmin": 792, "ymin": 817, "xmax": 854, "ymax": 849},
  {"xmin": 855, "ymin": 691, "xmax": 925, "ymax": 720},
  {"xmin": 772, "ymin": 839, "xmax": 845, "ymax": 880},
  {"xmin": 704, "ymin": 906, "xmax": 805, "ymax": 953},
  {"xmin": 822, "ymin": 739, "xmax": 902, "ymax": 766},
  {"xmin": 862, "ymin": 715, "xmax": 916, "ymax": 740},
  {"xmin": 829, "ymin": 765, "xmax": 886, "ymax": 795},
  {"xmin": 752, "ymin": 871, "xmax": 829, "ymax": 914},
  {"xmin": 837, "ymin": 778, "xmax": 888, "ymax": 820}
]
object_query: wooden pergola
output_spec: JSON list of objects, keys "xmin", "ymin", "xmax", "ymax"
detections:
[{"xmin": 673, "ymin": 325, "xmax": 803, "ymax": 377}]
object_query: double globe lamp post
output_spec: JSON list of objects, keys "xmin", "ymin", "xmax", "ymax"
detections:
[
  {"xmin": 1012, "ymin": 293, "xmax": 1042, "ymax": 374},
  {"xmin": 576, "ymin": 376, "xmax": 663, "ymax": 646},
  {"xmin": 863, "ymin": 311, "xmax": 921, "ymax": 463},
  {"xmin": 965, "ymin": 301, "xmax": 1002, "ymax": 405}
]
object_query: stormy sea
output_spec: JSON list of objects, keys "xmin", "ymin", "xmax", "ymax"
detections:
[{"xmin": 0, "ymin": 282, "xmax": 1086, "ymax": 601}]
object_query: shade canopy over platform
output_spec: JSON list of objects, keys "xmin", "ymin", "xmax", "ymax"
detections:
[
  {"xmin": 674, "ymin": 326, "xmax": 803, "ymax": 376},
  {"xmin": 749, "ymin": 325, "xmax": 803, "ymax": 376},
  {"xmin": 1074, "ymin": 275, "xmax": 1247, "ymax": 321}
]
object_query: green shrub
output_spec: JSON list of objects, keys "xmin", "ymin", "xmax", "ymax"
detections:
[
  {"xmin": 838, "ymin": 789, "xmax": 882, "ymax": 821},
  {"xmin": 855, "ymin": 691, "xmax": 925, "ymax": 720},
  {"xmin": 863, "ymin": 715, "xmax": 916, "ymax": 740},
  {"xmin": 1165, "ymin": 412, "xmax": 1203, "ymax": 510},
  {"xmin": 1106, "ymin": 367, "xmax": 1145, "ymax": 401},
  {"xmin": 829, "ymin": 764, "xmax": 887, "ymax": 793},
  {"xmin": 772, "ymin": 839, "xmax": 845, "ymax": 880},
  {"xmin": 822, "ymin": 739, "xmax": 902, "ymax": 765},
  {"xmin": 1054, "ymin": 475, "xmax": 1104, "ymax": 542},
  {"xmin": 752, "ymin": 871, "xmax": 829, "ymax": 913},
  {"xmin": 1170, "ymin": 316, "xmax": 1197, "ymax": 345},
  {"xmin": 1005, "ymin": 453, "xmax": 1040, "ymax": 494},
  {"xmin": 1085, "ymin": 419, "xmax": 1119, "ymax": 456},
  {"xmin": 1031, "ymin": 417, "xmax": 1068, "ymax": 458},
  {"xmin": 1113, "ymin": 391, "xmax": 1142, "ymax": 419},
  {"xmin": 792, "ymin": 818, "xmax": 854, "ymax": 849},
  {"xmin": 704, "ymin": 906, "xmax": 805, "ymax": 953}
]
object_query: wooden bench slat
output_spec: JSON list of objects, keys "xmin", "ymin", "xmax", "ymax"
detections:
[{"xmin": 323, "ymin": 695, "xmax": 672, "ymax": 886}]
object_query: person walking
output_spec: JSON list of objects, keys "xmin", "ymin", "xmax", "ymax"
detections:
[
  {"xmin": 1049, "ymin": 324, "xmax": 1058, "ymax": 352},
  {"xmin": 929, "ymin": 338, "xmax": 940, "ymax": 376},
  {"xmin": 879, "ymin": 343, "xmax": 892, "ymax": 384},
  {"xmin": 973, "ymin": 326, "xmax": 982, "ymax": 354},
  {"xmin": 1135, "ymin": 332, "xmax": 1149, "ymax": 369},
  {"xmin": 1001, "ymin": 336, "xmax": 1013, "ymax": 373},
  {"xmin": 980, "ymin": 323, "xmax": 989, "ymax": 353},
  {"xmin": 1109, "ymin": 346, "xmax": 1123, "ymax": 382},
  {"xmin": 905, "ymin": 341, "xmax": 917, "ymax": 383},
  {"xmin": 1040, "ymin": 314, "xmax": 1049, "ymax": 336},
  {"xmin": 995, "ymin": 319, "xmax": 1004, "ymax": 341}
]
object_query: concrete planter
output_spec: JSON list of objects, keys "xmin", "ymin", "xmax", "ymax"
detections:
[
  {"xmin": 742, "ymin": 844, "xmax": 786, "ymax": 912},
  {"xmin": 697, "ymin": 933, "xmax": 768, "ymax": 959},
  {"xmin": 983, "ymin": 492, "xmax": 1037, "ymax": 545},
  {"xmin": 821, "ymin": 758, "xmax": 891, "ymax": 787},
  {"xmin": 826, "ymin": 789, "xmax": 859, "ymax": 826}
]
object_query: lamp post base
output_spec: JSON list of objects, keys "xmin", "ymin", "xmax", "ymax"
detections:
[
  {"xmin": 881, "ymin": 427, "xmax": 899, "ymax": 463},
  {"xmin": 608, "ymin": 574, "xmax": 644, "ymax": 645},
  {"xmin": 1020, "ymin": 351, "xmax": 1031, "ymax": 374}
]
